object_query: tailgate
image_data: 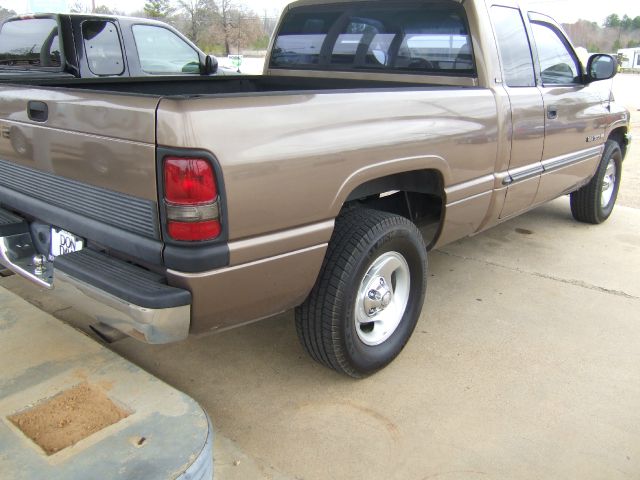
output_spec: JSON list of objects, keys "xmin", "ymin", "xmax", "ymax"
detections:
[{"xmin": 0, "ymin": 84, "xmax": 163, "ymax": 265}]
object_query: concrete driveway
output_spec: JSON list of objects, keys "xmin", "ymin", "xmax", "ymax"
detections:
[
  {"xmin": 1, "ymin": 76, "xmax": 639, "ymax": 480},
  {"xmin": 114, "ymin": 203, "xmax": 640, "ymax": 480}
]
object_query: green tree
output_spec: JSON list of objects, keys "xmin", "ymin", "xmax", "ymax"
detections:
[
  {"xmin": 144, "ymin": 0, "xmax": 175, "ymax": 19},
  {"xmin": 628, "ymin": 40, "xmax": 640, "ymax": 48},
  {"xmin": 177, "ymin": 0, "xmax": 217, "ymax": 44},
  {"xmin": 621, "ymin": 14, "xmax": 633, "ymax": 30},
  {"xmin": 94, "ymin": 5, "xmax": 124, "ymax": 15},
  {"xmin": 633, "ymin": 16, "xmax": 640, "ymax": 30},
  {"xmin": 69, "ymin": 1, "xmax": 89, "ymax": 13},
  {"xmin": 604, "ymin": 13, "xmax": 621, "ymax": 28},
  {"xmin": 0, "ymin": 7, "xmax": 16, "ymax": 21},
  {"xmin": 217, "ymin": 0, "xmax": 234, "ymax": 55},
  {"xmin": 612, "ymin": 39, "xmax": 623, "ymax": 51}
]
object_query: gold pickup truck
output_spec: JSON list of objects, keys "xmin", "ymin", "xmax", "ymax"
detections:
[{"xmin": 0, "ymin": 0, "xmax": 631, "ymax": 377}]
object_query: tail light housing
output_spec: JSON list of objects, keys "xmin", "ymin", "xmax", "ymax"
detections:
[{"xmin": 163, "ymin": 157, "xmax": 221, "ymax": 242}]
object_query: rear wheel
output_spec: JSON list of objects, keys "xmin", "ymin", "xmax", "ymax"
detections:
[
  {"xmin": 570, "ymin": 140, "xmax": 622, "ymax": 224},
  {"xmin": 295, "ymin": 208, "xmax": 427, "ymax": 378}
]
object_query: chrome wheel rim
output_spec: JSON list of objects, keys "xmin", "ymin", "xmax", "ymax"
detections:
[
  {"xmin": 354, "ymin": 251, "xmax": 410, "ymax": 346},
  {"xmin": 601, "ymin": 158, "xmax": 617, "ymax": 208}
]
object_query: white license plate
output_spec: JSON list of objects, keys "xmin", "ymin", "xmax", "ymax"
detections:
[{"xmin": 50, "ymin": 228, "xmax": 84, "ymax": 257}]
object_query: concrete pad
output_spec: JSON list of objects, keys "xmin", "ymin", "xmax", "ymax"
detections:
[
  {"xmin": 89, "ymin": 192, "xmax": 637, "ymax": 480},
  {"xmin": 440, "ymin": 199, "xmax": 640, "ymax": 299},
  {"xmin": 2, "ymin": 198, "xmax": 639, "ymax": 479},
  {"xmin": 0, "ymin": 288, "xmax": 213, "ymax": 480}
]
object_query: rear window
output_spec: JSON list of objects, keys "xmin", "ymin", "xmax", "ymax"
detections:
[
  {"xmin": 270, "ymin": 2, "xmax": 474, "ymax": 75},
  {"xmin": 0, "ymin": 18, "xmax": 62, "ymax": 69}
]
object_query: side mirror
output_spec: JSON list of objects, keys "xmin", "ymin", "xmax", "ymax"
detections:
[
  {"xmin": 585, "ymin": 54, "xmax": 617, "ymax": 83},
  {"xmin": 204, "ymin": 55, "xmax": 218, "ymax": 75}
]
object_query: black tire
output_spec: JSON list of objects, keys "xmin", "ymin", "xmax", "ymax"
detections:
[
  {"xmin": 570, "ymin": 140, "xmax": 622, "ymax": 224},
  {"xmin": 295, "ymin": 208, "xmax": 427, "ymax": 378}
]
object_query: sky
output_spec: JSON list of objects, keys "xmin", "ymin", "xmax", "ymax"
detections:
[{"xmin": 3, "ymin": 0, "xmax": 640, "ymax": 24}]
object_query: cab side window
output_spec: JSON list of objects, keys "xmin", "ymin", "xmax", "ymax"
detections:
[
  {"xmin": 491, "ymin": 6, "xmax": 535, "ymax": 87},
  {"xmin": 530, "ymin": 22, "xmax": 580, "ymax": 85},
  {"xmin": 82, "ymin": 20, "xmax": 125, "ymax": 76}
]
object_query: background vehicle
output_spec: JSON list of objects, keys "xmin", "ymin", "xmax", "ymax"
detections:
[
  {"xmin": 0, "ymin": 0, "xmax": 630, "ymax": 378},
  {"xmin": 0, "ymin": 13, "xmax": 224, "ymax": 80}
]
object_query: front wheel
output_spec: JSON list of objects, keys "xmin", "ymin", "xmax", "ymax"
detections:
[
  {"xmin": 295, "ymin": 208, "xmax": 427, "ymax": 378},
  {"xmin": 570, "ymin": 140, "xmax": 622, "ymax": 224}
]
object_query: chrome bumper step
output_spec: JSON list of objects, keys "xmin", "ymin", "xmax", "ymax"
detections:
[
  {"xmin": 55, "ymin": 249, "xmax": 191, "ymax": 310},
  {"xmin": 0, "ymin": 206, "xmax": 192, "ymax": 344}
]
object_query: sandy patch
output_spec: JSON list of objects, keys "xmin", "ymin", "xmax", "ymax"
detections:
[{"xmin": 8, "ymin": 383, "xmax": 130, "ymax": 455}]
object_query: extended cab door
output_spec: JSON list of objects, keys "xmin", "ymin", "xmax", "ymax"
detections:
[
  {"xmin": 489, "ymin": 3, "xmax": 545, "ymax": 219},
  {"xmin": 528, "ymin": 13, "xmax": 609, "ymax": 204}
]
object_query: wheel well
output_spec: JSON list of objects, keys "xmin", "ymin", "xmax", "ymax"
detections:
[
  {"xmin": 343, "ymin": 170, "xmax": 444, "ymax": 248},
  {"xmin": 609, "ymin": 127, "xmax": 629, "ymax": 159}
]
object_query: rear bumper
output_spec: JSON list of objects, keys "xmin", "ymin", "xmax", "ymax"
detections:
[
  {"xmin": 0, "ymin": 209, "xmax": 191, "ymax": 344},
  {"xmin": 1, "ymin": 206, "xmax": 328, "ymax": 343},
  {"xmin": 53, "ymin": 270, "xmax": 191, "ymax": 344}
]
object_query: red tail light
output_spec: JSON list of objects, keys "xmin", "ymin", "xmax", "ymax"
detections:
[
  {"xmin": 163, "ymin": 157, "xmax": 221, "ymax": 242},
  {"xmin": 164, "ymin": 158, "xmax": 217, "ymax": 204}
]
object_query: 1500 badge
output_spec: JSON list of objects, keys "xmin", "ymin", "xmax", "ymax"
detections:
[{"xmin": 586, "ymin": 134, "xmax": 604, "ymax": 143}]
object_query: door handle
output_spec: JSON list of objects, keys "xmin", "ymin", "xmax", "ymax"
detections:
[
  {"xmin": 27, "ymin": 101, "xmax": 48, "ymax": 122},
  {"xmin": 547, "ymin": 105, "xmax": 558, "ymax": 120}
]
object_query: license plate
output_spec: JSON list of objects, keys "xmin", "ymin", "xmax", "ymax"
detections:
[{"xmin": 50, "ymin": 228, "xmax": 84, "ymax": 257}]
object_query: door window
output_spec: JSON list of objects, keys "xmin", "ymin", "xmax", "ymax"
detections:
[
  {"xmin": 132, "ymin": 25, "xmax": 200, "ymax": 74},
  {"xmin": 530, "ymin": 22, "xmax": 580, "ymax": 85}
]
